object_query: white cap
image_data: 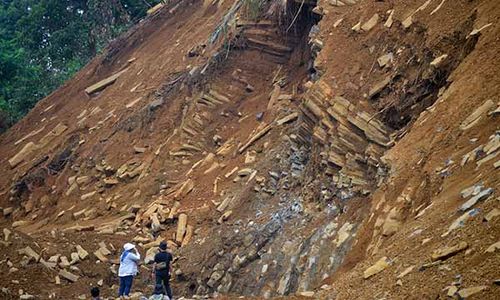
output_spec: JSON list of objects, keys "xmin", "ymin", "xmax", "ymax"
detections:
[{"xmin": 123, "ymin": 243, "xmax": 135, "ymax": 251}]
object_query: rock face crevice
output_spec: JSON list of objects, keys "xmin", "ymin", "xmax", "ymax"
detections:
[{"xmin": 1, "ymin": 0, "xmax": 499, "ymax": 299}]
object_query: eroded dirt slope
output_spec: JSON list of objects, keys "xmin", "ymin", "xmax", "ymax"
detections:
[{"xmin": 0, "ymin": 0, "xmax": 499, "ymax": 299}]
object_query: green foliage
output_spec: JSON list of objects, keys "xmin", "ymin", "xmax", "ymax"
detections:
[{"xmin": 0, "ymin": 0, "xmax": 161, "ymax": 131}]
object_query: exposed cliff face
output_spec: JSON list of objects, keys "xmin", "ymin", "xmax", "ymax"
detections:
[{"xmin": 0, "ymin": 0, "xmax": 499, "ymax": 299}]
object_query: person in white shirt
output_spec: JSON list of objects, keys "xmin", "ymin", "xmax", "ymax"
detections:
[{"xmin": 118, "ymin": 243, "xmax": 141, "ymax": 299}]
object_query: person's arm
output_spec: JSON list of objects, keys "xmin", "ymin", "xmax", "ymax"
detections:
[
  {"xmin": 129, "ymin": 249, "xmax": 141, "ymax": 261},
  {"xmin": 169, "ymin": 254, "xmax": 173, "ymax": 275}
]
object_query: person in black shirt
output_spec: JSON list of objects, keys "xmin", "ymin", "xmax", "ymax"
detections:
[{"xmin": 153, "ymin": 241, "xmax": 173, "ymax": 299}]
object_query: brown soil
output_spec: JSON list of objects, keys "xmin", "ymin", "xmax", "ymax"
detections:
[{"xmin": 1, "ymin": 0, "xmax": 499, "ymax": 299}]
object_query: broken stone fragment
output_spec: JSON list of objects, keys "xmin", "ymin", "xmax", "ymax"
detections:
[
  {"xmin": 298, "ymin": 291, "xmax": 315, "ymax": 297},
  {"xmin": 58, "ymin": 256, "xmax": 70, "ymax": 268},
  {"xmin": 484, "ymin": 208, "xmax": 500, "ymax": 222},
  {"xmin": 181, "ymin": 225, "xmax": 194, "ymax": 247},
  {"xmin": 397, "ymin": 265, "xmax": 414, "ymax": 278},
  {"xmin": 485, "ymin": 241, "xmax": 500, "ymax": 253},
  {"xmin": 176, "ymin": 214, "xmax": 188, "ymax": 244},
  {"xmin": 382, "ymin": 207, "xmax": 402, "ymax": 236},
  {"xmin": 402, "ymin": 15, "xmax": 413, "ymax": 29},
  {"xmin": 167, "ymin": 201, "xmax": 181, "ymax": 219},
  {"xmin": 245, "ymin": 151, "xmax": 256, "ymax": 164},
  {"xmin": 238, "ymin": 124, "xmax": 273, "ymax": 153},
  {"xmin": 81, "ymin": 191, "xmax": 97, "ymax": 201},
  {"xmin": 103, "ymin": 178, "xmax": 119, "ymax": 187},
  {"xmin": 93, "ymin": 249, "xmax": 109, "ymax": 262},
  {"xmin": 431, "ymin": 241, "xmax": 468, "ymax": 261},
  {"xmin": 144, "ymin": 247, "xmax": 158, "ymax": 264},
  {"xmin": 3, "ymin": 207, "xmax": 13, "ymax": 216},
  {"xmin": 460, "ymin": 100, "xmax": 496, "ymax": 130},
  {"xmin": 377, "ymin": 53, "xmax": 393, "ymax": 68},
  {"xmin": 12, "ymin": 221, "xmax": 29, "ymax": 228},
  {"xmin": 76, "ymin": 245, "xmax": 89, "ymax": 260},
  {"xmin": 203, "ymin": 162, "xmax": 220, "ymax": 174},
  {"xmin": 150, "ymin": 213, "xmax": 161, "ymax": 233},
  {"xmin": 70, "ymin": 252, "xmax": 80, "ymax": 265},
  {"xmin": 174, "ymin": 179, "xmax": 194, "ymax": 200},
  {"xmin": 352, "ymin": 22, "xmax": 361, "ymax": 32},
  {"xmin": 76, "ymin": 176, "xmax": 90, "ymax": 186},
  {"xmin": 335, "ymin": 223, "xmax": 353, "ymax": 247},
  {"xmin": 133, "ymin": 146, "xmax": 147, "ymax": 153},
  {"xmin": 457, "ymin": 286, "xmax": 488, "ymax": 298},
  {"xmin": 460, "ymin": 188, "xmax": 493, "ymax": 211},
  {"xmin": 361, "ymin": 14, "xmax": 379, "ymax": 31},
  {"xmin": 98, "ymin": 242, "xmax": 112, "ymax": 255},
  {"xmin": 430, "ymin": 54, "xmax": 448, "ymax": 67},
  {"xmin": 218, "ymin": 210, "xmax": 233, "ymax": 224},
  {"xmin": 8, "ymin": 142, "xmax": 37, "ymax": 168},
  {"xmin": 444, "ymin": 208, "xmax": 479, "ymax": 236},
  {"xmin": 446, "ymin": 285, "xmax": 459, "ymax": 297},
  {"xmin": 85, "ymin": 68, "xmax": 128, "ymax": 95},
  {"xmin": 384, "ymin": 10, "xmax": 394, "ymax": 28},
  {"xmin": 216, "ymin": 196, "xmax": 234, "ymax": 212},
  {"xmin": 3, "ymin": 228, "xmax": 11, "ymax": 242},
  {"xmin": 238, "ymin": 168, "xmax": 254, "ymax": 177},
  {"xmin": 368, "ymin": 75, "xmax": 392, "ymax": 98},
  {"xmin": 18, "ymin": 246, "xmax": 40, "ymax": 261},
  {"xmin": 363, "ymin": 257, "xmax": 390, "ymax": 279},
  {"xmin": 276, "ymin": 112, "xmax": 299, "ymax": 125},
  {"xmin": 59, "ymin": 269, "xmax": 79, "ymax": 282}
]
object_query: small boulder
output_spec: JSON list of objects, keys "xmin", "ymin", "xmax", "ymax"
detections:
[{"xmin": 363, "ymin": 257, "xmax": 390, "ymax": 279}]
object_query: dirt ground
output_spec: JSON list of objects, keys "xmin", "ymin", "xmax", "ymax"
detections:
[{"xmin": 0, "ymin": 0, "xmax": 499, "ymax": 299}]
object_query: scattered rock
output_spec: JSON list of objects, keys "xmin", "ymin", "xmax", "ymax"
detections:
[
  {"xmin": 176, "ymin": 213, "xmax": 188, "ymax": 244},
  {"xmin": 460, "ymin": 100, "xmax": 495, "ymax": 130},
  {"xmin": 460, "ymin": 188, "xmax": 494, "ymax": 211},
  {"xmin": 361, "ymin": 14, "xmax": 379, "ymax": 31},
  {"xmin": 81, "ymin": 191, "xmax": 97, "ymax": 201},
  {"xmin": 397, "ymin": 265, "xmax": 414, "ymax": 278},
  {"xmin": 402, "ymin": 15, "xmax": 413, "ymax": 29},
  {"xmin": 485, "ymin": 241, "xmax": 500, "ymax": 253},
  {"xmin": 8, "ymin": 142, "xmax": 37, "ymax": 168},
  {"xmin": 59, "ymin": 269, "xmax": 79, "ymax": 282},
  {"xmin": 431, "ymin": 241, "xmax": 468, "ymax": 261},
  {"xmin": 12, "ymin": 220, "xmax": 29, "ymax": 228},
  {"xmin": 3, "ymin": 228, "xmax": 11, "ymax": 242},
  {"xmin": 218, "ymin": 210, "xmax": 233, "ymax": 224},
  {"xmin": 84, "ymin": 68, "xmax": 128, "ymax": 95},
  {"xmin": 134, "ymin": 146, "xmax": 147, "ymax": 153},
  {"xmin": 368, "ymin": 75, "xmax": 392, "ymax": 98},
  {"xmin": 298, "ymin": 291, "xmax": 315, "ymax": 297},
  {"xmin": 444, "ymin": 208, "xmax": 479, "ymax": 236},
  {"xmin": 484, "ymin": 208, "xmax": 500, "ymax": 222},
  {"xmin": 457, "ymin": 286, "xmax": 488, "ymax": 298},
  {"xmin": 384, "ymin": 10, "xmax": 394, "ymax": 28},
  {"xmin": 446, "ymin": 285, "xmax": 458, "ymax": 297},
  {"xmin": 469, "ymin": 23, "xmax": 493, "ymax": 37},
  {"xmin": 377, "ymin": 53, "xmax": 393, "ymax": 68},
  {"xmin": 18, "ymin": 246, "xmax": 40, "ymax": 261},
  {"xmin": 430, "ymin": 54, "xmax": 448, "ymax": 67},
  {"xmin": 93, "ymin": 249, "xmax": 108, "ymax": 262},
  {"xmin": 76, "ymin": 245, "xmax": 89, "ymax": 260},
  {"xmin": 351, "ymin": 22, "xmax": 361, "ymax": 32},
  {"xmin": 363, "ymin": 257, "xmax": 390, "ymax": 279}
]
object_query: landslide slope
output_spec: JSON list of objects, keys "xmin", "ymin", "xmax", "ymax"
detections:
[{"xmin": 0, "ymin": 0, "xmax": 499, "ymax": 299}]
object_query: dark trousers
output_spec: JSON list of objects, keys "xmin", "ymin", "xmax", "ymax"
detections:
[
  {"xmin": 118, "ymin": 275, "xmax": 134, "ymax": 296},
  {"xmin": 155, "ymin": 273, "xmax": 173, "ymax": 299}
]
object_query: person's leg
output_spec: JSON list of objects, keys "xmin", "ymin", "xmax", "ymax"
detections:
[
  {"xmin": 124, "ymin": 275, "xmax": 133, "ymax": 296},
  {"xmin": 118, "ymin": 276, "xmax": 125, "ymax": 296},
  {"xmin": 164, "ymin": 276, "xmax": 172, "ymax": 299},
  {"xmin": 155, "ymin": 273, "xmax": 163, "ymax": 292}
]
